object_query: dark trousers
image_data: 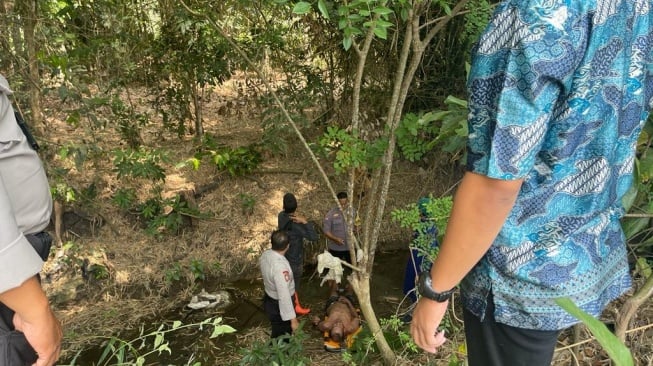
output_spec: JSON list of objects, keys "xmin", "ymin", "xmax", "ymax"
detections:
[
  {"xmin": 0, "ymin": 304, "xmax": 38, "ymax": 365},
  {"xmin": 289, "ymin": 262, "xmax": 302, "ymax": 293},
  {"xmin": 0, "ymin": 232, "xmax": 51, "ymax": 365},
  {"xmin": 464, "ymin": 293, "xmax": 560, "ymax": 366},
  {"xmin": 263, "ymin": 293, "xmax": 295, "ymax": 339}
]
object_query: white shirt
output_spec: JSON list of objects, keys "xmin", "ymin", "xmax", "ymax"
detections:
[
  {"xmin": 259, "ymin": 249, "xmax": 296, "ymax": 321},
  {"xmin": 0, "ymin": 76, "xmax": 52, "ymax": 293}
]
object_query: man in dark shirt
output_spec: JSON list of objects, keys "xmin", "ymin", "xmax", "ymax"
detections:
[{"xmin": 278, "ymin": 193, "xmax": 317, "ymax": 315}]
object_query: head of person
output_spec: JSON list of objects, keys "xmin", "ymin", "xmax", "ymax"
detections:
[
  {"xmin": 270, "ymin": 230, "xmax": 290, "ymax": 251},
  {"xmin": 283, "ymin": 193, "xmax": 297, "ymax": 214},
  {"xmin": 336, "ymin": 191, "xmax": 348, "ymax": 208},
  {"xmin": 331, "ymin": 320, "xmax": 345, "ymax": 342}
]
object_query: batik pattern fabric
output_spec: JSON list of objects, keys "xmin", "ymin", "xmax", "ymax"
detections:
[{"xmin": 461, "ymin": 0, "xmax": 653, "ymax": 330}]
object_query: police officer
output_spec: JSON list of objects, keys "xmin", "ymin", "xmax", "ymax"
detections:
[
  {"xmin": 0, "ymin": 74, "xmax": 62, "ymax": 365},
  {"xmin": 259, "ymin": 230, "xmax": 299, "ymax": 338}
]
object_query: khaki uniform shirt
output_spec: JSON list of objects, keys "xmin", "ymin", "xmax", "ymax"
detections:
[
  {"xmin": 259, "ymin": 249, "xmax": 295, "ymax": 321},
  {"xmin": 0, "ymin": 75, "xmax": 52, "ymax": 293}
]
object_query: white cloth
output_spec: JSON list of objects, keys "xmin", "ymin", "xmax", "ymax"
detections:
[{"xmin": 317, "ymin": 250, "xmax": 344, "ymax": 286}]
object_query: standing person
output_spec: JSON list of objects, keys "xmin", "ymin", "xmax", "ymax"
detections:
[
  {"xmin": 278, "ymin": 193, "xmax": 318, "ymax": 315},
  {"xmin": 401, "ymin": 197, "xmax": 439, "ymax": 323},
  {"xmin": 260, "ymin": 230, "xmax": 299, "ymax": 339},
  {"xmin": 0, "ymin": 74, "xmax": 62, "ymax": 366},
  {"xmin": 411, "ymin": 2, "xmax": 653, "ymax": 366},
  {"xmin": 323, "ymin": 191, "xmax": 358, "ymax": 298}
]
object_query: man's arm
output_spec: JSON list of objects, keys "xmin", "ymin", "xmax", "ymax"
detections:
[
  {"xmin": 292, "ymin": 214, "xmax": 318, "ymax": 242},
  {"xmin": 0, "ymin": 276, "xmax": 62, "ymax": 366},
  {"xmin": 410, "ymin": 171, "xmax": 522, "ymax": 353}
]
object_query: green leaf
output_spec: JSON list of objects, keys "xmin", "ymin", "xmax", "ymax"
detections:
[
  {"xmin": 372, "ymin": 7, "xmax": 393, "ymax": 16},
  {"xmin": 210, "ymin": 324, "xmax": 237, "ymax": 338},
  {"xmin": 154, "ymin": 333, "xmax": 164, "ymax": 348},
  {"xmin": 444, "ymin": 95, "xmax": 468, "ymax": 107},
  {"xmin": 292, "ymin": 2, "xmax": 311, "ymax": 14},
  {"xmin": 400, "ymin": 7, "xmax": 409, "ymax": 21},
  {"xmin": 373, "ymin": 26, "xmax": 387, "ymax": 39},
  {"xmin": 317, "ymin": 0, "xmax": 329, "ymax": 19},
  {"xmin": 172, "ymin": 320, "xmax": 182, "ymax": 329},
  {"xmin": 376, "ymin": 19, "xmax": 393, "ymax": 28},
  {"xmin": 622, "ymin": 217, "xmax": 650, "ymax": 240},
  {"xmin": 621, "ymin": 182, "xmax": 638, "ymax": 212},
  {"xmin": 639, "ymin": 152, "xmax": 653, "ymax": 182},
  {"xmin": 343, "ymin": 36, "xmax": 353, "ymax": 50},
  {"xmin": 555, "ymin": 298, "xmax": 633, "ymax": 366}
]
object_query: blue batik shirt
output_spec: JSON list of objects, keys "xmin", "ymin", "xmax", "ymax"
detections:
[{"xmin": 461, "ymin": 0, "xmax": 653, "ymax": 330}]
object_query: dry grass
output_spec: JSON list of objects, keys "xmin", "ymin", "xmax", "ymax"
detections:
[
  {"xmin": 39, "ymin": 75, "xmax": 652, "ymax": 365},
  {"xmin": 40, "ymin": 77, "xmax": 460, "ymax": 362}
]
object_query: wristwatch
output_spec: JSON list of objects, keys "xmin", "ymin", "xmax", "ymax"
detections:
[{"xmin": 417, "ymin": 271, "xmax": 455, "ymax": 302}]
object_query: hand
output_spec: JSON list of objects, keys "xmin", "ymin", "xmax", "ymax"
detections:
[
  {"xmin": 290, "ymin": 318, "xmax": 299, "ymax": 332},
  {"xmin": 410, "ymin": 298, "xmax": 449, "ymax": 353},
  {"xmin": 290, "ymin": 213, "xmax": 308, "ymax": 225},
  {"xmin": 13, "ymin": 307, "xmax": 62, "ymax": 366}
]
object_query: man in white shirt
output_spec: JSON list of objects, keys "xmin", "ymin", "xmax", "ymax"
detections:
[
  {"xmin": 260, "ymin": 230, "xmax": 298, "ymax": 338},
  {"xmin": 0, "ymin": 74, "xmax": 62, "ymax": 366}
]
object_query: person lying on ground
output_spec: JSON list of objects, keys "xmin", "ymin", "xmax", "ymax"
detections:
[{"xmin": 311, "ymin": 295, "xmax": 359, "ymax": 342}]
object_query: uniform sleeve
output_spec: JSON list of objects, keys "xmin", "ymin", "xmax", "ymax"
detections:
[
  {"xmin": 466, "ymin": 3, "xmax": 583, "ymax": 179},
  {"xmin": 0, "ymin": 174, "xmax": 43, "ymax": 294},
  {"xmin": 323, "ymin": 209, "xmax": 333, "ymax": 234},
  {"xmin": 278, "ymin": 212, "xmax": 288, "ymax": 230},
  {"xmin": 273, "ymin": 261, "xmax": 296, "ymax": 321},
  {"xmin": 305, "ymin": 222, "xmax": 318, "ymax": 242}
]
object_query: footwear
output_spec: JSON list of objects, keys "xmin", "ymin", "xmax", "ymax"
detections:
[{"xmin": 294, "ymin": 293, "xmax": 311, "ymax": 315}]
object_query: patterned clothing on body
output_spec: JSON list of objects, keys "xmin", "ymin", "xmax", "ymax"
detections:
[
  {"xmin": 462, "ymin": 0, "xmax": 653, "ymax": 330},
  {"xmin": 259, "ymin": 249, "xmax": 296, "ymax": 321}
]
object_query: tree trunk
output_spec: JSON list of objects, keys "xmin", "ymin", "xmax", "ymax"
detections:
[
  {"xmin": 54, "ymin": 200, "xmax": 64, "ymax": 245},
  {"xmin": 0, "ymin": 0, "xmax": 11, "ymax": 72},
  {"xmin": 193, "ymin": 83, "xmax": 204, "ymax": 137},
  {"xmin": 18, "ymin": 0, "xmax": 42, "ymax": 128},
  {"xmin": 9, "ymin": 1, "xmax": 23, "ymax": 70},
  {"xmin": 350, "ymin": 272, "xmax": 397, "ymax": 365}
]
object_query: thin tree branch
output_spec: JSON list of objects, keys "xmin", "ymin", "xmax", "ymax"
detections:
[{"xmin": 178, "ymin": 0, "xmax": 339, "ymax": 206}]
